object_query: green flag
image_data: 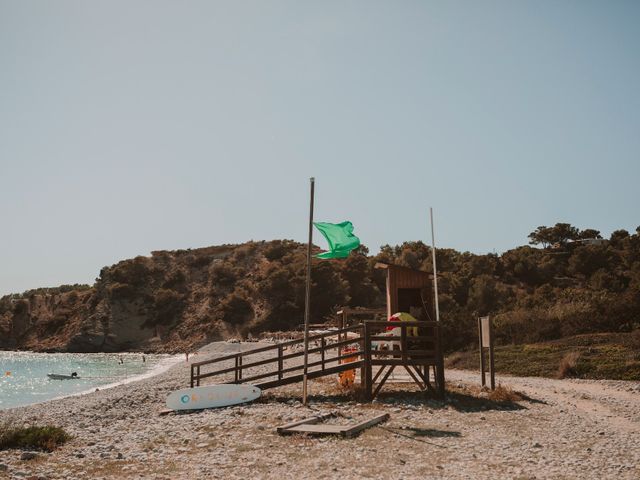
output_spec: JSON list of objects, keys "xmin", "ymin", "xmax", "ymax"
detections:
[{"xmin": 313, "ymin": 221, "xmax": 361, "ymax": 259}]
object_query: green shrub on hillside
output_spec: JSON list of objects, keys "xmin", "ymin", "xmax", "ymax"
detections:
[
  {"xmin": 163, "ymin": 269, "xmax": 187, "ymax": 291},
  {"xmin": 12, "ymin": 299, "xmax": 29, "ymax": 315},
  {"xmin": 221, "ymin": 293, "xmax": 254, "ymax": 325},
  {"xmin": 209, "ymin": 262, "xmax": 240, "ymax": 287},
  {"xmin": 107, "ymin": 282, "xmax": 137, "ymax": 300},
  {"xmin": 109, "ymin": 257, "xmax": 152, "ymax": 285},
  {"xmin": 153, "ymin": 288, "xmax": 184, "ymax": 325}
]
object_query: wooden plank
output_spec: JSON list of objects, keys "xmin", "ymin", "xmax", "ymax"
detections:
[
  {"xmin": 365, "ymin": 320, "xmax": 440, "ymax": 328},
  {"xmin": 480, "ymin": 316, "xmax": 491, "ymax": 346},
  {"xmin": 278, "ymin": 413, "xmax": 390, "ymax": 437},
  {"xmin": 342, "ymin": 413, "xmax": 390, "ymax": 438},
  {"xmin": 371, "ymin": 359, "xmax": 437, "ymax": 366},
  {"xmin": 371, "ymin": 364, "xmax": 388, "ymax": 385},
  {"xmin": 372, "ymin": 365, "xmax": 395, "ymax": 399},
  {"xmin": 284, "ymin": 424, "xmax": 345, "ymax": 434},
  {"xmin": 276, "ymin": 412, "xmax": 336, "ymax": 433},
  {"xmin": 403, "ymin": 365, "xmax": 425, "ymax": 390},
  {"xmin": 255, "ymin": 361, "xmax": 364, "ymax": 390}
]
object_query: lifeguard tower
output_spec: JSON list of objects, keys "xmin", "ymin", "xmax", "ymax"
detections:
[{"xmin": 189, "ymin": 263, "xmax": 445, "ymax": 400}]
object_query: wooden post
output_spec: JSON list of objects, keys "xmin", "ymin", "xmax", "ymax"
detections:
[
  {"xmin": 435, "ymin": 324, "xmax": 445, "ymax": 398},
  {"xmin": 488, "ymin": 318, "xmax": 495, "ymax": 390},
  {"xmin": 302, "ymin": 177, "xmax": 315, "ymax": 405},
  {"xmin": 479, "ymin": 316, "xmax": 494, "ymax": 389},
  {"xmin": 360, "ymin": 333, "xmax": 366, "ymax": 389},
  {"xmin": 478, "ymin": 317, "xmax": 486, "ymax": 387},
  {"xmin": 278, "ymin": 344, "xmax": 283, "ymax": 380},
  {"xmin": 238, "ymin": 355, "xmax": 243, "ymax": 381},
  {"xmin": 196, "ymin": 365, "xmax": 201, "ymax": 386},
  {"xmin": 321, "ymin": 337, "xmax": 326, "ymax": 370},
  {"xmin": 364, "ymin": 322, "xmax": 372, "ymax": 400},
  {"xmin": 339, "ymin": 310, "xmax": 347, "ymax": 359}
]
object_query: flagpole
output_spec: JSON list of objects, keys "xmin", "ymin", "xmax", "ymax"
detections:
[
  {"xmin": 430, "ymin": 207, "xmax": 440, "ymax": 322},
  {"xmin": 302, "ymin": 177, "xmax": 315, "ymax": 405}
]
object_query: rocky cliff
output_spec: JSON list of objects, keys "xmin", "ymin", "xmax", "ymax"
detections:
[{"xmin": 0, "ymin": 241, "xmax": 383, "ymax": 353}]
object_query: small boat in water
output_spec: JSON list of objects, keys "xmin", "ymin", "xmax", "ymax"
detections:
[{"xmin": 47, "ymin": 372, "xmax": 79, "ymax": 380}]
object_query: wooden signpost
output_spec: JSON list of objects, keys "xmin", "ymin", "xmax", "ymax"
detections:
[{"xmin": 478, "ymin": 316, "xmax": 495, "ymax": 390}]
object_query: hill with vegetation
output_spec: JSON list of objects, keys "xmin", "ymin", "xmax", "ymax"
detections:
[{"xmin": 1, "ymin": 223, "xmax": 639, "ymax": 368}]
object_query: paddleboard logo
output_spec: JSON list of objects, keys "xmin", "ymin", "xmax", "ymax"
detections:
[{"xmin": 180, "ymin": 394, "xmax": 190, "ymax": 404}]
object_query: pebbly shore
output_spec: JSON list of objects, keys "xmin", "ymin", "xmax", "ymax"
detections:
[{"xmin": 0, "ymin": 341, "xmax": 639, "ymax": 480}]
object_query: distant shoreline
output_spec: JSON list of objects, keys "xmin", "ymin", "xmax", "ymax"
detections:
[
  {"xmin": 0, "ymin": 351, "xmax": 183, "ymax": 411},
  {"xmin": 47, "ymin": 354, "xmax": 183, "ymax": 406}
]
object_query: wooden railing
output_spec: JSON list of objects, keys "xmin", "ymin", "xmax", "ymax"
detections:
[{"xmin": 190, "ymin": 325, "xmax": 364, "ymax": 388}]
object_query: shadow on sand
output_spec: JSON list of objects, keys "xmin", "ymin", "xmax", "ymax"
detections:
[{"xmin": 262, "ymin": 384, "xmax": 545, "ymax": 413}]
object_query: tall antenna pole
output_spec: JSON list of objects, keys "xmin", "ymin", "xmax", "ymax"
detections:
[
  {"xmin": 302, "ymin": 177, "xmax": 315, "ymax": 405},
  {"xmin": 430, "ymin": 207, "xmax": 440, "ymax": 322}
]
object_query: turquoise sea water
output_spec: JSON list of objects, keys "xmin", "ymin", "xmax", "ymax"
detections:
[{"xmin": 0, "ymin": 351, "xmax": 176, "ymax": 410}]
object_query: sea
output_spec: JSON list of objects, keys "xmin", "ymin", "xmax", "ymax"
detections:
[{"xmin": 0, "ymin": 351, "xmax": 179, "ymax": 410}]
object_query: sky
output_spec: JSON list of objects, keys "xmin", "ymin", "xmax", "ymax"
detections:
[{"xmin": 1, "ymin": 0, "xmax": 639, "ymax": 295}]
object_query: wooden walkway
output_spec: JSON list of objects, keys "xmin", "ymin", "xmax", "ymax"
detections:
[{"xmin": 190, "ymin": 321, "xmax": 444, "ymax": 400}]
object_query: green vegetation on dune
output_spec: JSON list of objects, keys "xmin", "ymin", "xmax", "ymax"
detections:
[{"xmin": 446, "ymin": 333, "xmax": 640, "ymax": 380}]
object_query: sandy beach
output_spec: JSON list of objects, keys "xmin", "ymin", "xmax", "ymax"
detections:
[{"xmin": 1, "ymin": 341, "xmax": 639, "ymax": 480}]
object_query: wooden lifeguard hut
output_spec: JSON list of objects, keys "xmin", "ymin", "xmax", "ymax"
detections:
[
  {"xmin": 333, "ymin": 263, "xmax": 444, "ymax": 398},
  {"xmin": 374, "ymin": 262, "xmax": 433, "ymax": 320}
]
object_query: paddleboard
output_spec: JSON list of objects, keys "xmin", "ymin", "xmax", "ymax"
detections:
[{"xmin": 166, "ymin": 384, "xmax": 261, "ymax": 411}]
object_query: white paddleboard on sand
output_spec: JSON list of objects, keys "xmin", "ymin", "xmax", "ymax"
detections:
[{"xmin": 166, "ymin": 384, "xmax": 261, "ymax": 410}]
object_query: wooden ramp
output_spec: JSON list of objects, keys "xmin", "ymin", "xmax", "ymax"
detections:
[
  {"xmin": 190, "ymin": 321, "xmax": 445, "ymax": 400},
  {"xmin": 191, "ymin": 325, "xmax": 365, "ymax": 391}
]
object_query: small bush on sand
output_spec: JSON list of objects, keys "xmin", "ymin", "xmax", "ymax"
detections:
[
  {"xmin": 0, "ymin": 420, "xmax": 70, "ymax": 452},
  {"xmin": 487, "ymin": 384, "xmax": 524, "ymax": 402},
  {"xmin": 557, "ymin": 351, "xmax": 581, "ymax": 378}
]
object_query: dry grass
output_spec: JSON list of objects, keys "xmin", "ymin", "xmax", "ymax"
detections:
[
  {"xmin": 444, "ymin": 352, "xmax": 466, "ymax": 368},
  {"xmin": 444, "ymin": 332, "xmax": 640, "ymax": 381},
  {"xmin": 629, "ymin": 329, "xmax": 640, "ymax": 352},
  {"xmin": 487, "ymin": 384, "xmax": 524, "ymax": 402},
  {"xmin": 557, "ymin": 351, "xmax": 581, "ymax": 378}
]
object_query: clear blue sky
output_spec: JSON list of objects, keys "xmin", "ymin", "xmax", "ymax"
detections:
[{"xmin": 1, "ymin": 1, "xmax": 639, "ymax": 295}]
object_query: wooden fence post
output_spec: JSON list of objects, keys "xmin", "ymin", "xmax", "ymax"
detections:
[
  {"xmin": 488, "ymin": 318, "xmax": 495, "ymax": 390},
  {"xmin": 364, "ymin": 322, "xmax": 372, "ymax": 401}
]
